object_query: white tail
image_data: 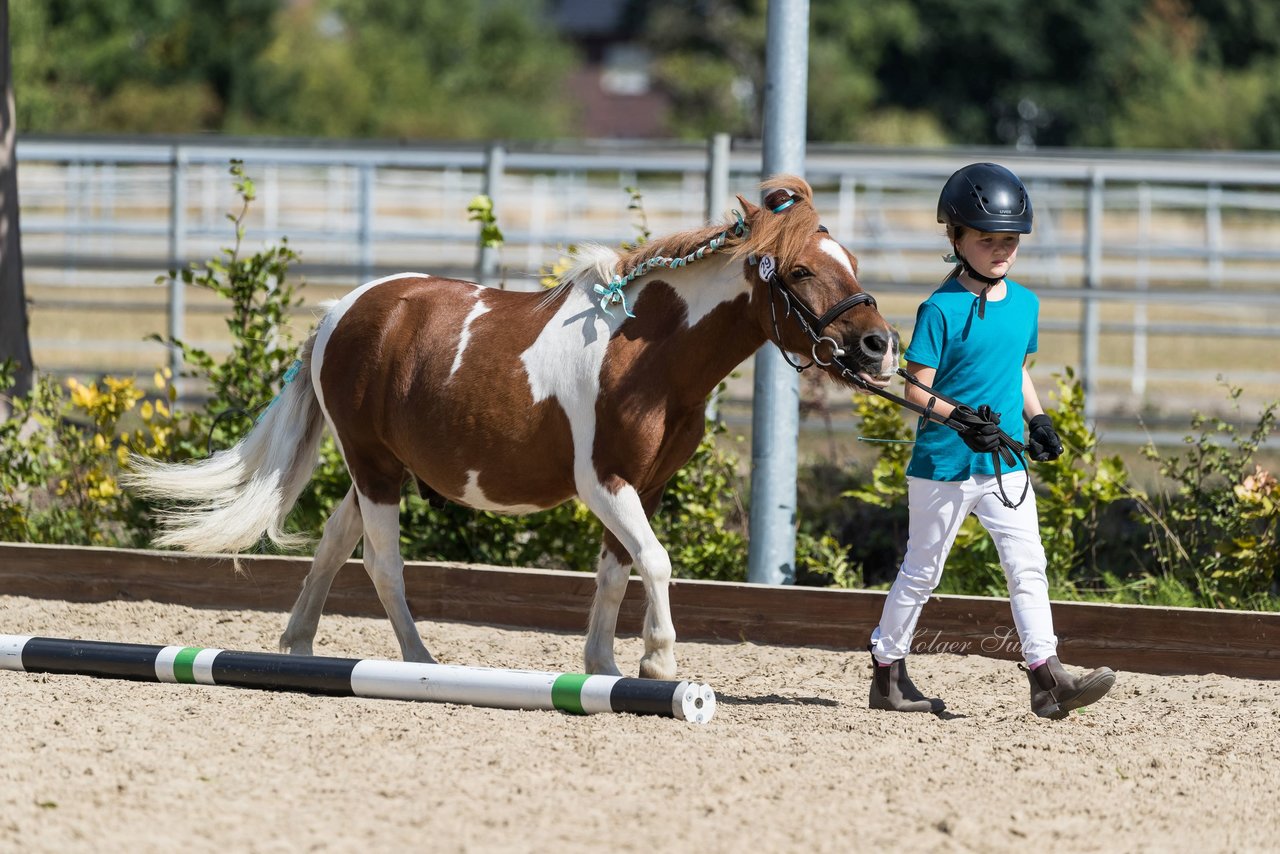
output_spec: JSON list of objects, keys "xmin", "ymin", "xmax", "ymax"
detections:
[{"xmin": 124, "ymin": 354, "xmax": 327, "ymax": 554}]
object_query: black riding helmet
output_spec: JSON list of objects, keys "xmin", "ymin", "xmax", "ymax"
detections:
[{"xmin": 937, "ymin": 163, "xmax": 1033, "ymax": 234}]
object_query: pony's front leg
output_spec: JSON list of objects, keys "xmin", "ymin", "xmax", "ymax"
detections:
[
  {"xmin": 581, "ymin": 480, "xmax": 677, "ymax": 680},
  {"xmin": 584, "ymin": 535, "xmax": 631, "ymax": 676}
]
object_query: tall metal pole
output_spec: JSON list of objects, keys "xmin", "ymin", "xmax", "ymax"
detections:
[{"xmin": 748, "ymin": 0, "xmax": 809, "ymax": 585}]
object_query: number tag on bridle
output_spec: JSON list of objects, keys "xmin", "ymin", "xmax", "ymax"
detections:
[{"xmin": 757, "ymin": 254, "xmax": 777, "ymax": 283}]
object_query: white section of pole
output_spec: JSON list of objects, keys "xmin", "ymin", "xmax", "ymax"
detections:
[{"xmin": 351, "ymin": 659, "xmax": 561, "ymax": 710}]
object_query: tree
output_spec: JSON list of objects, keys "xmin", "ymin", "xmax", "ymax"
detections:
[
  {"xmin": 0, "ymin": 0, "xmax": 32, "ymax": 417},
  {"xmin": 871, "ymin": 0, "xmax": 1147, "ymax": 147},
  {"xmin": 641, "ymin": 0, "xmax": 943, "ymax": 145},
  {"xmin": 237, "ymin": 0, "xmax": 578, "ymax": 140},
  {"xmin": 1109, "ymin": 0, "xmax": 1280, "ymax": 149},
  {"xmin": 10, "ymin": 0, "xmax": 281, "ymax": 134}
]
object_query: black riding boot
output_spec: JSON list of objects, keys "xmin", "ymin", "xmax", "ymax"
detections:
[
  {"xmin": 1024, "ymin": 656, "xmax": 1116, "ymax": 720},
  {"xmin": 869, "ymin": 655, "xmax": 945, "ymax": 713}
]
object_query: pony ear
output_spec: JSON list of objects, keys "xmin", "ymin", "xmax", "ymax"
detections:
[{"xmin": 736, "ymin": 194, "xmax": 760, "ymax": 219}]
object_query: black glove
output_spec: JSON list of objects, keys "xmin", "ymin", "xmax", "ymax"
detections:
[
  {"xmin": 948, "ymin": 404, "xmax": 1003, "ymax": 454},
  {"xmin": 1026, "ymin": 414, "xmax": 1063, "ymax": 461}
]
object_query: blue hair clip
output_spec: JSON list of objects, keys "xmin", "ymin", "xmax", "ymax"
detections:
[{"xmin": 256, "ymin": 359, "xmax": 304, "ymax": 423}]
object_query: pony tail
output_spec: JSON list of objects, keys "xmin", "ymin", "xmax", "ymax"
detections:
[{"xmin": 123, "ymin": 354, "xmax": 327, "ymax": 554}]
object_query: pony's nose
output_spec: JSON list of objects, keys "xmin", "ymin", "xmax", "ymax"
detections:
[{"xmin": 861, "ymin": 330, "xmax": 890, "ymax": 356}]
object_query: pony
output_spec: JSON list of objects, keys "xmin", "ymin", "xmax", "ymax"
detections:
[{"xmin": 126, "ymin": 175, "xmax": 899, "ymax": 681}]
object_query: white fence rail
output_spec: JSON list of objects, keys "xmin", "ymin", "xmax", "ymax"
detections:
[{"xmin": 16, "ymin": 136, "xmax": 1280, "ymax": 435}]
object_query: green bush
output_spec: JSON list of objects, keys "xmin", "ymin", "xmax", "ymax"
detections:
[
  {"xmin": 152, "ymin": 160, "xmax": 304, "ymax": 460},
  {"xmin": 1139, "ymin": 384, "xmax": 1279, "ymax": 609},
  {"xmin": 835, "ymin": 367, "xmax": 1279, "ymax": 609},
  {"xmin": 0, "ymin": 361, "xmax": 176, "ymax": 546}
]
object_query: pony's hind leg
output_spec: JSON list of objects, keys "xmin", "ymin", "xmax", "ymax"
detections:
[
  {"xmin": 358, "ymin": 494, "xmax": 436, "ymax": 663},
  {"xmin": 584, "ymin": 534, "xmax": 631, "ymax": 676},
  {"xmin": 581, "ymin": 479, "xmax": 677, "ymax": 681},
  {"xmin": 279, "ymin": 486, "xmax": 364, "ymax": 655}
]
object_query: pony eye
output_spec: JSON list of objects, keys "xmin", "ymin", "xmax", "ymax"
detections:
[{"xmin": 790, "ymin": 267, "xmax": 812, "ymax": 280}]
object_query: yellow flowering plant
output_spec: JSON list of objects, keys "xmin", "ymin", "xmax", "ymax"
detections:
[{"xmin": 0, "ymin": 363, "xmax": 177, "ymax": 544}]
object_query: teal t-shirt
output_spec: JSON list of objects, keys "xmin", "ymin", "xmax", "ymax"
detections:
[{"xmin": 903, "ymin": 277, "xmax": 1039, "ymax": 481}]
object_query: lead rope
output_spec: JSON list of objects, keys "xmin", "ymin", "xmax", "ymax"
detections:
[{"xmin": 847, "ymin": 368, "xmax": 1030, "ymax": 509}]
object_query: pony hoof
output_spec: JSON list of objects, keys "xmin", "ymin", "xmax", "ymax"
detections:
[
  {"xmin": 279, "ymin": 638, "xmax": 313, "ymax": 656},
  {"xmin": 638, "ymin": 655, "xmax": 677, "ymax": 681},
  {"xmin": 404, "ymin": 649, "xmax": 437, "ymax": 664}
]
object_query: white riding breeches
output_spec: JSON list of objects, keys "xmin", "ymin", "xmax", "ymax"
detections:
[{"xmin": 870, "ymin": 471, "xmax": 1058, "ymax": 665}]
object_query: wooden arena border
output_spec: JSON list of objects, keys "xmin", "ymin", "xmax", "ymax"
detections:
[{"xmin": 1, "ymin": 542, "xmax": 1277, "ymax": 679}]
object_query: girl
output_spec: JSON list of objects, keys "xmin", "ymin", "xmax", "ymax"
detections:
[{"xmin": 868, "ymin": 163, "xmax": 1115, "ymax": 719}]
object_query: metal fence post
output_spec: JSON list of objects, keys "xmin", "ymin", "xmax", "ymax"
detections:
[
  {"xmin": 1133, "ymin": 182, "xmax": 1150, "ymax": 397},
  {"xmin": 748, "ymin": 0, "xmax": 809, "ymax": 586},
  {"xmin": 479, "ymin": 143, "xmax": 505, "ymax": 287},
  {"xmin": 705, "ymin": 132, "xmax": 731, "ymax": 222},
  {"xmin": 1082, "ymin": 170, "xmax": 1104, "ymax": 424},
  {"xmin": 357, "ymin": 163, "xmax": 375, "ymax": 283},
  {"xmin": 166, "ymin": 145, "xmax": 187, "ymax": 379},
  {"xmin": 1206, "ymin": 182, "xmax": 1223, "ymax": 289}
]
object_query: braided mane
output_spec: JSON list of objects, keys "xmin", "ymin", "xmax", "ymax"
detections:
[
  {"xmin": 541, "ymin": 175, "xmax": 821, "ymax": 311},
  {"xmin": 615, "ymin": 174, "xmax": 819, "ymax": 278}
]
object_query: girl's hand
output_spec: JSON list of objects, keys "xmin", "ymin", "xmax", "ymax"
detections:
[{"xmin": 1026, "ymin": 414, "xmax": 1063, "ymax": 461}]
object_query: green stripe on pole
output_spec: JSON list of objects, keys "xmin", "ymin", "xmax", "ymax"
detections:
[
  {"xmin": 172, "ymin": 647, "xmax": 201, "ymax": 684},
  {"xmin": 551, "ymin": 673, "xmax": 590, "ymax": 715}
]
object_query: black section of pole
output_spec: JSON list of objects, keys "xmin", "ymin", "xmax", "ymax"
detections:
[
  {"xmin": 210, "ymin": 651, "xmax": 358, "ymax": 696},
  {"xmin": 21, "ymin": 637, "xmax": 165, "ymax": 681},
  {"xmin": 609, "ymin": 677, "xmax": 682, "ymax": 716}
]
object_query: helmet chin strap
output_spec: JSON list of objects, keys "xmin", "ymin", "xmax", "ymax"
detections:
[{"xmin": 953, "ymin": 248, "xmax": 1002, "ymax": 319}]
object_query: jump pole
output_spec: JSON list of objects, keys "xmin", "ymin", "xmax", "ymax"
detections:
[{"xmin": 0, "ymin": 635, "xmax": 717, "ymax": 724}]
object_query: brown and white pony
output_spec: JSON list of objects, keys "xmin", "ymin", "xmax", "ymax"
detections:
[{"xmin": 127, "ymin": 175, "xmax": 898, "ymax": 680}]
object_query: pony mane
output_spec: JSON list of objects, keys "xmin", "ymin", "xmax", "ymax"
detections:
[
  {"xmin": 617, "ymin": 174, "xmax": 820, "ymax": 276},
  {"xmin": 539, "ymin": 174, "xmax": 820, "ymax": 308}
]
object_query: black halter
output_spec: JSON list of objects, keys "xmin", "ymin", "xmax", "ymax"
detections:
[{"xmin": 756, "ymin": 245, "xmax": 878, "ymax": 372}]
